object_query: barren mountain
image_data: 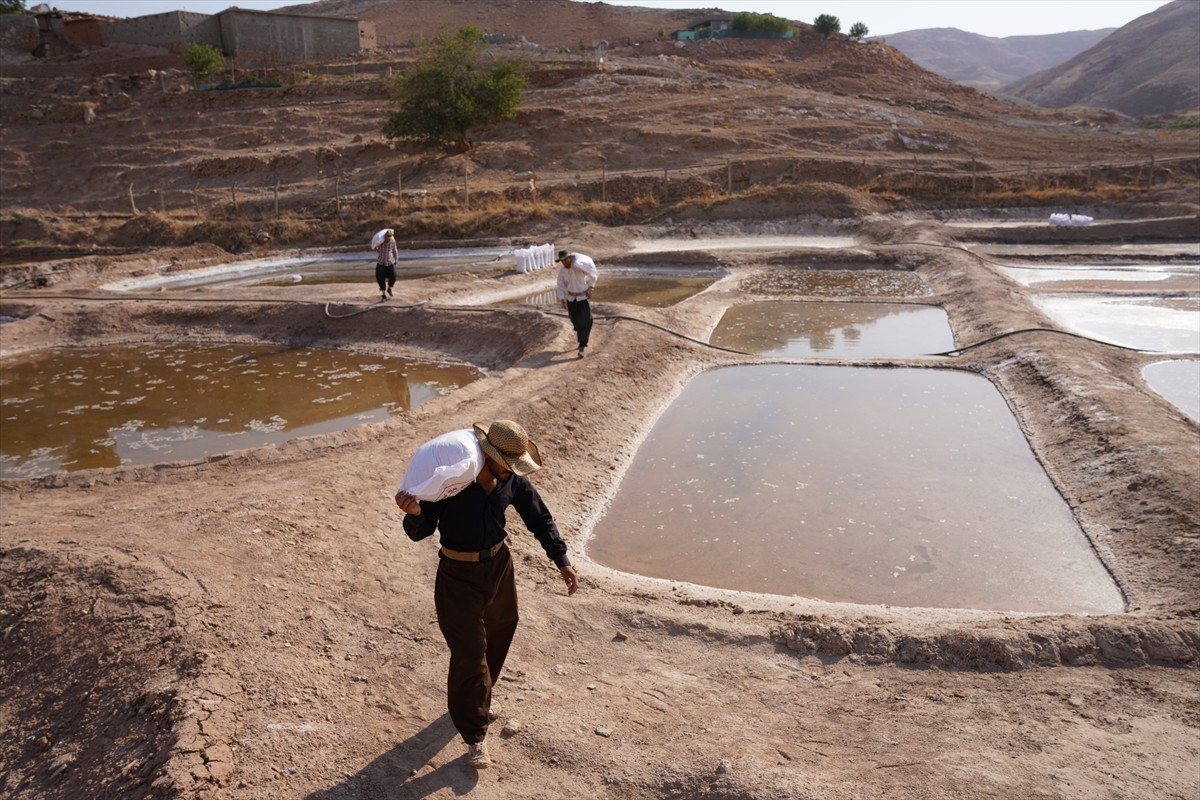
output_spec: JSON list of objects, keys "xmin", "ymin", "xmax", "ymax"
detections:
[
  {"xmin": 1006, "ymin": 0, "xmax": 1200, "ymax": 116},
  {"xmin": 878, "ymin": 27, "xmax": 1114, "ymax": 92}
]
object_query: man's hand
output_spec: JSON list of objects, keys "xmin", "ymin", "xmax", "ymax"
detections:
[
  {"xmin": 395, "ymin": 491, "xmax": 421, "ymax": 516},
  {"xmin": 559, "ymin": 565, "xmax": 579, "ymax": 596}
]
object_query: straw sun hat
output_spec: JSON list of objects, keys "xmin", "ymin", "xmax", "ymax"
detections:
[{"xmin": 473, "ymin": 420, "xmax": 542, "ymax": 476}]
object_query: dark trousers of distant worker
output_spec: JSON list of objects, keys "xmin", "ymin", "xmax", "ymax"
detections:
[
  {"xmin": 376, "ymin": 263, "xmax": 396, "ymax": 293},
  {"xmin": 566, "ymin": 298, "xmax": 593, "ymax": 348},
  {"xmin": 435, "ymin": 546, "xmax": 519, "ymax": 745}
]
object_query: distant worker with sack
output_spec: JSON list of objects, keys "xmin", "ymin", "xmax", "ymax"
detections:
[
  {"xmin": 375, "ymin": 229, "xmax": 398, "ymax": 301},
  {"xmin": 394, "ymin": 419, "xmax": 579, "ymax": 770},
  {"xmin": 555, "ymin": 249, "xmax": 598, "ymax": 358}
]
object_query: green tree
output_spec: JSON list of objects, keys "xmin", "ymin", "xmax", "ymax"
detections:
[
  {"xmin": 0, "ymin": 0, "xmax": 27, "ymax": 15},
  {"xmin": 730, "ymin": 11, "xmax": 791, "ymax": 34},
  {"xmin": 182, "ymin": 42, "xmax": 225, "ymax": 83},
  {"xmin": 849, "ymin": 22, "xmax": 869, "ymax": 41},
  {"xmin": 813, "ymin": 14, "xmax": 841, "ymax": 37},
  {"xmin": 383, "ymin": 26, "xmax": 528, "ymax": 152}
]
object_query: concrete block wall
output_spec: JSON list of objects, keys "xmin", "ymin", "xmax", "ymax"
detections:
[
  {"xmin": 105, "ymin": 11, "xmax": 218, "ymax": 49},
  {"xmin": 218, "ymin": 11, "xmax": 370, "ymax": 62}
]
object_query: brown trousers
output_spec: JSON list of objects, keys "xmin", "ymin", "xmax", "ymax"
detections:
[{"xmin": 434, "ymin": 546, "xmax": 519, "ymax": 744}]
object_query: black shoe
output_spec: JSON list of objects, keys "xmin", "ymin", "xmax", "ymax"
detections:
[
  {"xmin": 387, "ymin": 287, "xmax": 393, "ymax": 297},
  {"xmin": 577, "ymin": 347, "xmax": 585, "ymax": 359}
]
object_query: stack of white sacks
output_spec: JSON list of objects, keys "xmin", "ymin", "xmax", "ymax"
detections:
[
  {"xmin": 1048, "ymin": 213, "xmax": 1094, "ymax": 226},
  {"xmin": 514, "ymin": 243, "xmax": 555, "ymax": 273}
]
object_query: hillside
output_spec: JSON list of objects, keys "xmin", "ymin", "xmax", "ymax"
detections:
[
  {"xmin": 3, "ymin": 1, "xmax": 1197, "ymax": 252},
  {"xmin": 878, "ymin": 27, "xmax": 1114, "ymax": 92},
  {"xmin": 1006, "ymin": 0, "xmax": 1200, "ymax": 116}
]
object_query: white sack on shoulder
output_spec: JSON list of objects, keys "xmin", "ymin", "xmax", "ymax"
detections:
[
  {"xmin": 371, "ymin": 228, "xmax": 394, "ymax": 250},
  {"xmin": 397, "ymin": 429, "xmax": 483, "ymax": 501}
]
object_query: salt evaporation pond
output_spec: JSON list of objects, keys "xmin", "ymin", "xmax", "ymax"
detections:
[
  {"xmin": 590, "ymin": 365, "xmax": 1123, "ymax": 613},
  {"xmin": 102, "ymin": 247, "xmax": 512, "ymax": 292},
  {"xmin": 1142, "ymin": 360, "xmax": 1200, "ymax": 422},
  {"xmin": 501, "ymin": 268, "xmax": 722, "ymax": 308},
  {"xmin": 1032, "ymin": 295, "xmax": 1200, "ymax": 353},
  {"xmin": 999, "ymin": 263, "xmax": 1199, "ymax": 294},
  {"xmin": 710, "ymin": 301, "xmax": 955, "ymax": 358},
  {"xmin": 0, "ymin": 343, "xmax": 477, "ymax": 478},
  {"xmin": 629, "ymin": 235, "xmax": 857, "ymax": 254}
]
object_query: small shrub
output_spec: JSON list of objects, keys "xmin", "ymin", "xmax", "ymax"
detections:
[{"xmin": 183, "ymin": 42, "xmax": 226, "ymax": 83}]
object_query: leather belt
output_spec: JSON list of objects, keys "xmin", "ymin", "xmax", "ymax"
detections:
[{"xmin": 440, "ymin": 541, "xmax": 506, "ymax": 562}]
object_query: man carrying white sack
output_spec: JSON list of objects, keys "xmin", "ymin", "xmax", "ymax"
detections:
[
  {"xmin": 555, "ymin": 249, "xmax": 598, "ymax": 358},
  {"xmin": 394, "ymin": 420, "xmax": 579, "ymax": 770}
]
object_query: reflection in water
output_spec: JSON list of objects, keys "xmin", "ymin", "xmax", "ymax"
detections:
[
  {"xmin": 500, "ymin": 271, "xmax": 720, "ymax": 309},
  {"xmin": 1033, "ymin": 295, "xmax": 1200, "ymax": 353},
  {"xmin": 1142, "ymin": 360, "xmax": 1200, "ymax": 421},
  {"xmin": 0, "ymin": 343, "xmax": 477, "ymax": 477},
  {"xmin": 590, "ymin": 365, "xmax": 1123, "ymax": 614},
  {"xmin": 710, "ymin": 302, "xmax": 954, "ymax": 358}
]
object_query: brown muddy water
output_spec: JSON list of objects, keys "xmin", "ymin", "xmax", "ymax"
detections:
[
  {"xmin": 0, "ymin": 343, "xmax": 478, "ymax": 478},
  {"xmin": 589, "ymin": 365, "xmax": 1124, "ymax": 614},
  {"xmin": 500, "ymin": 270, "xmax": 722, "ymax": 308},
  {"xmin": 710, "ymin": 301, "xmax": 955, "ymax": 358}
]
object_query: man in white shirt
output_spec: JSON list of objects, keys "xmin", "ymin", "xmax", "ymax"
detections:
[{"xmin": 555, "ymin": 249, "xmax": 599, "ymax": 358}]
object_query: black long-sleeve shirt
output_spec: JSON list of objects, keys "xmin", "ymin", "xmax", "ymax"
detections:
[{"xmin": 402, "ymin": 475, "xmax": 571, "ymax": 568}]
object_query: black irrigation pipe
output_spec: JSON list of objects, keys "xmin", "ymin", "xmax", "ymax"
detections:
[{"xmin": 3, "ymin": 281, "xmax": 1160, "ymax": 358}]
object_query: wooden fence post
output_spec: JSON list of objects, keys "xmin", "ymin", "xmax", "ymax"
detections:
[
  {"xmin": 274, "ymin": 179, "xmax": 280, "ymax": 218},
  {"xmin": 602, "ymin": 159, "xmax": 607, "ymax": 203},
  {"xmin": 971, "ymin": 158, "xmax": 977, "ymax": 197},
  {"xmin": 230, "ymin": 183, "xmax": 238, "ymax": 217},
  {"xmin": 463, "ymin": 168, "xmax": 469, "ymax": 209},
  {"xmin": 911, "ymin": 157, "xmax": 917, "ymax": 195},
  {"xmin": 1087, "ymin": 160, "xmax": 1092, "ymax": 190},
  {"xmin": 1147, "ymin": 153, "xmax": 1154, "ymax": 190},
  {"xmin": 193, "ymin": 183, "xmax": 199, "ymax": 219},
  {"xmin": 128, "ymin": 183, "xmax": 139, "ymax": 215},
  {"xmin": 726, "ymin": 158, "xmax": 732, "ymax": 194},
  {"xmin": 662, "ymin": 167, "xmax": 668, "ymax": 200}
]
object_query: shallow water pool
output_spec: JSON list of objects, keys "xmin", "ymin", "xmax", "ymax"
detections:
[
  {"xmin": 1142, "ymin": 359, "xmax": 1200, "ymax": 421},
  {"xmin": 710, "ymin": 301, "xmax": 955, "ymax": 358},
  {"xmin": 501, "ymin": 269, "xmax": 722, "ymax": 308},
  {"xmin": 589, "ymin": 365, "xmax": 1123, "ymax": 614},
  {"xmin": 1033, "ymin": 295, "xmax": 1200, "ymax": 353},
  {"xmin": 0, "ymin": 343, "xmax": 477, "ymax": 478}
]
